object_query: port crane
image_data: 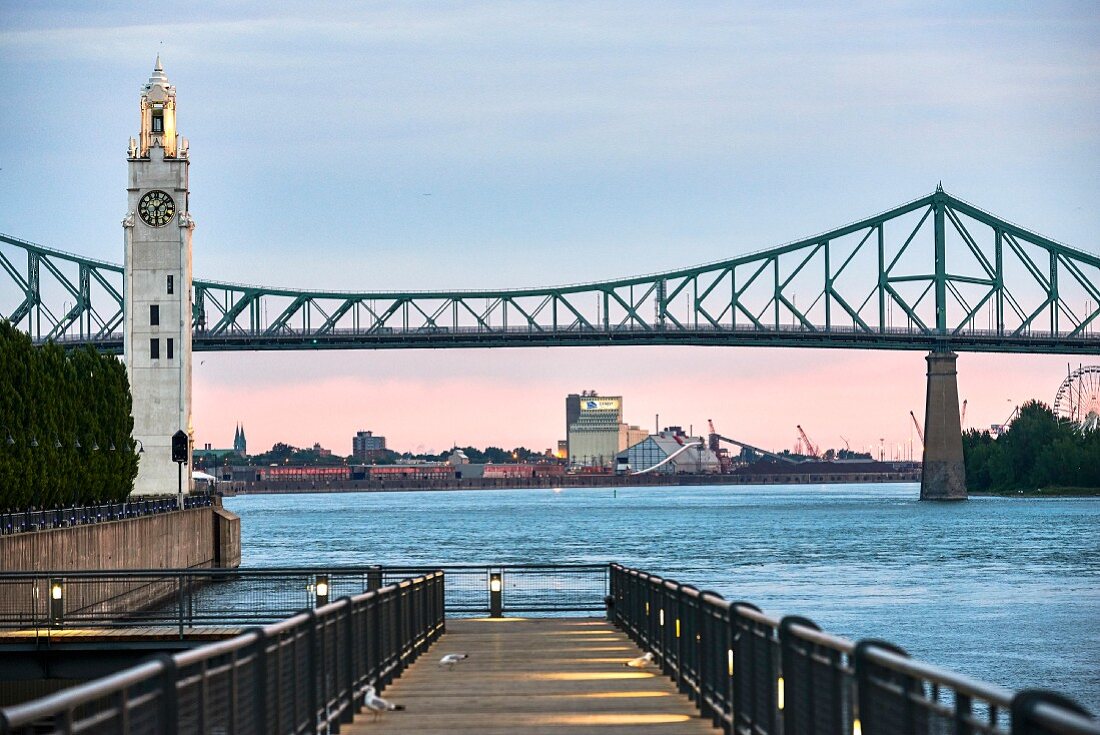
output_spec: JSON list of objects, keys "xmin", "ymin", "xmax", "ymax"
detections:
[
  {"xmin": 909, "ymin": 411, "xmax": 925, "ymax": 445},
  {"xmin": 795, "ymin": 425, "xmax": 819, "ymax": 458}
]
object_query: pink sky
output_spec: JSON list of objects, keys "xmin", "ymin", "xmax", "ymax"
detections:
[{"xmin": 192, "ymin": 346, "xmax": 1078, "ymax": 459}]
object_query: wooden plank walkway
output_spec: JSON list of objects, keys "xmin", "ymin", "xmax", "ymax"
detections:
[
  {"xmin": 346, "ymin": 617, "xmax": 721, "ymax": 734},
  {"xmin": 0, "ymin": 627, "xmax": 242, "ymax": 644}
]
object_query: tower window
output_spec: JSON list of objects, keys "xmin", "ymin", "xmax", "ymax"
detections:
[
  {"xmin": 167, "ymin": 338, "xmax": 174, "ymax": 360},
  {"xmin": 152, "ymin": 113, "xmax": 163, "ymax": 133},
  {"xmin": 167, "ymin": 275, "xmax": 174, "ymax": 294},
  {"xmin": 150, "ymin": 339, "xmax": 160, "ymax": 360},
  {"xmin": 150, "ymin": 304, "xmax": 160, "ymax": 326}
]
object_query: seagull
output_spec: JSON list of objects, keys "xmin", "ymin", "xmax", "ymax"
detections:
[
  {"xmin": 438, "ymin": 652, "xmax": 469, "ymax": 669},
  {"xmin": 625, "ymin": 652, "xmax": 655, "ymax": 668},
  {"xmin": 364, "ymin": 685, "xmax": 405, "ymax": 719}
]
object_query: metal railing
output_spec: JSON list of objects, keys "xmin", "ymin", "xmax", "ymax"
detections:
[
  {"xmin": 608, "ymin": 563, "xmax": 1098, "ymax": 735},
  {"xmin": 0, "ymin": 564, "xmax": 607, "ymax": 633},
  {"xmin": 0, "ymin": 495, "xmax": 214, "ymax": 535},
  {"xmin": 0, "ymin": 571, "xmax": 444, "ymax": 735}
]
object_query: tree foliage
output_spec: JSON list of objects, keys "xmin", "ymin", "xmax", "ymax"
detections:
[
  {"xmin": 963, "ymin": 400, "xmax": 1100, "ymax": 491},
  {"xmin": 0, "ymin": 322, "xmax": 139, "ymax": 509}
]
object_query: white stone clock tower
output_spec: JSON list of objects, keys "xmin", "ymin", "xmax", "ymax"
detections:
[{"xmin": 123, "ymin": 57, "xmax": 194, "ymax": 497}]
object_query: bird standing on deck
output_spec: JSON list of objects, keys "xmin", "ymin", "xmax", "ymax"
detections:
[
  {"xmin": 625, "ymin": 651, "xmax": 655, "ymax": 668},
  {"xmin": 438, "ymin": 652, "xmax": 469, "ymax": 669},
  {"xmin": 364, "ymin": 685, "xmax": 405, "ymax": 719}
]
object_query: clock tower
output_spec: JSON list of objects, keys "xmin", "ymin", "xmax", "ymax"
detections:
[{"xmin": 123, "ymin": 57, "xmax": 194, "ymax": 496}]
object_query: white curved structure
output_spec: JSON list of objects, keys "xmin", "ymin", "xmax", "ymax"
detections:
[{"xmin": 631, "ymin": 441, "xmax": 703, "ymax": 475}]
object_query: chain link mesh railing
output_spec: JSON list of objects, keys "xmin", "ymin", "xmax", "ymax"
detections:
[
  {"xmin": 0, "ymin": 571, "xmax": 444, "ymax": 735},
  {"xmin": 608, "ymin": 564, "xmax": 1098, "ymax": 735}
]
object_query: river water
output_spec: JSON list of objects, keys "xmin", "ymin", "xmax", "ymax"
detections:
[{"xmin": 223, "ymin": 483, "xmax": 1100, "ymax": 712}]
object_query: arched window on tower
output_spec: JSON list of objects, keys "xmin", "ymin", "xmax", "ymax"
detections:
[{"xmin": 152, "ymin": 110, "xmax": 164, "ymax": 133}]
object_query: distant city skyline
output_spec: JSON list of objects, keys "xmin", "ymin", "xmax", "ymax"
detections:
[{"xmin": 1, "ymin": 2, "xmax": 1096, "ymax": 457}]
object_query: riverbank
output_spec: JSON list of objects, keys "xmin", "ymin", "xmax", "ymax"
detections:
[
  {"xmin": 970, "ymin": 486, "xmax": 1100, "ymax": 497},
  {"xmin": 220, "ymin": 466, "xmax": 920, "ymax": 496}
]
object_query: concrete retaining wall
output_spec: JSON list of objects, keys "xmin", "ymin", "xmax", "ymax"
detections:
[{"xmin": 0, "ymin": 505, "xmax": 240, "ymax": 623}]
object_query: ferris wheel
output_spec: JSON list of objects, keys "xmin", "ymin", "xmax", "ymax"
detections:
[{"xmin": 1054, "ymin": 365, "xmax": 1100, "ymax": 432}]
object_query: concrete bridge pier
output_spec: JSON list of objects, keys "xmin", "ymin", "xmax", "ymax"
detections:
[{"xmin": 920, "ymin": 350, "xmax": 967, "ymax": 500}]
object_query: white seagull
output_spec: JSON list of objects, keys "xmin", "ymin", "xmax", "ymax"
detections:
[
  {"xmin": 438, "ymin": 652, "xmax": 469, "ymax": 669},
  {"xmin": 625, "ymin": 652, "xmax": 655, "ymax": 668},
  {"xmin": 364, "ymin": 685, "xmax": 405, "ymax": 719}
]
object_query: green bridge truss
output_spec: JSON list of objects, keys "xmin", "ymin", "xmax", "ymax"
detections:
[{"xmin": 2, "ymin": 187, "xmax": 1098, "ymax": 354}]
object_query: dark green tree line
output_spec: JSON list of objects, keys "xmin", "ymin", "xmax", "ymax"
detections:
[
  {"xmin": 0, "ymin": 322, "xmax": 139, "ymax": 509},
  {"xmin": 963, "ymin": 400, "xmax": 1100, "ymax": 491}
]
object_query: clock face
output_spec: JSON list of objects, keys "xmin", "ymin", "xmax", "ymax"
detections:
[{"xmin": 138, "ymin": 190, "xmax": 175, "ymax": 227}]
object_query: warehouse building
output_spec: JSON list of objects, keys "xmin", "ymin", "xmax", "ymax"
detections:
[{"xmin": 617, "ymin": 427, "xmax": 722, "ymax": 475}]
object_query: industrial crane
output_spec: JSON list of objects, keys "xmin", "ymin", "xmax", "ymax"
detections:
[
  {"xmin": 909, "ymin": 411, "xmax": 925, "ymax": 444},
  {"xmin": 795, "ymin": 425, "xmax": 819, "ymax": 458}
]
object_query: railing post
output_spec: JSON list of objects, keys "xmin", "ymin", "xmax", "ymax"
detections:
[
  {"xmin": 156, "ymin": 654, "xmax": 179, "ymax": 735},
  {"xmin": 780, "ymin": 615, "xmax": 832, "ymax": 735},
  {"xmin": 249, "ymin": 628, "xmax": 269, "ymax": 735},
  {"xmin": 367, "ymin": 565, "xmax": 382, "ymax": 592},
  {"xmin": 177, "ymin": 575, "xmax": 185, "ymax": 639},
  {"xmin": 305, "ymin": 609, "xmax": 320, "ymax": 734},
  {"xmin": 341, "ymin": 598, "xmax": 356, "ymax": 724},
  {"xmin": 1010, "ymin": 690, "xmax": 1095, "ymax": 735},
  {"xmin": 853, "ymin": 639, "xmax": 910, "ymax": 735}
]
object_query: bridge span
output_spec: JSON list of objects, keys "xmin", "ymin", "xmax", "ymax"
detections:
[{"xmin": 3, "ymin": 187, "xmax": 1097, "ymax": 355}]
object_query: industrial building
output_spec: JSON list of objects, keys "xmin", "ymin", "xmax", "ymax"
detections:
[
  {"xmin": 566, "ymin": 392, "xmax": 647, "ymax": 468},
  {"xmin": 617, "ymin": 427, "xmax": 722, "ymax": 475}
]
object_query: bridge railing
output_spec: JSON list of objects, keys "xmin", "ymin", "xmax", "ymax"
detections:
[
  {"xmin": 0, "ymin": 494, "xmax": 213, "ymax": 535},
  {"xmin": 608, "ymin": 563, "xmax": 1098, "ymax": 735},
  {"xmin": 0, "ymin": 570, "xmax": 445, "ymax": 735},
  {"xmin": 0, "ymin": 564, "xmax": 606, "ymax": 631}
]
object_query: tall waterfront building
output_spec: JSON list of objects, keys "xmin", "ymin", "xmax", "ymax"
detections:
[
  {"xmin": 123, "ymin": 57, "xmax": 194, "ymax": 496},
  {"xmin": 566, "ymin": 393, "xmax": 646, "ymax": 467}
]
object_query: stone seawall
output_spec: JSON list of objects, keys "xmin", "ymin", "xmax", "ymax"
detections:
[{"xmin": 0, "ymin": 505, "xmax": 240, "ymax": 623}]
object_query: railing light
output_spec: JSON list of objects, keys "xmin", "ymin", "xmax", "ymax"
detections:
[
  {"xmin": 675, "ymin": 618, "xmax": 680, "ymax": 638},
  {"xmin": 777, "ymin": 676, "xmax": 784, "ymax": 710},
  {"xmin": 489, "ymin": 572, "xmax": 503, "ymax": 617},
  {"xmin": 315, "ymin": 574, "xmax": 329, "ymax": 607},
  {"xmin": 645, "ymin": 602, "xmax": 649, "ymax": 615},
  {"xmin": 48, "ymin": 577, "xmax": 64, "ymax": 627},
  {"xmin": 853, "ymin": 718, "xmax": 862, "ymax": 735},
  {"xmin": 727, "ymin": 649, "xmax": 734, "ymax": 676},
  {"xmin": 659, "ymin": 609, "xmax": 664, "ymax": 626}
]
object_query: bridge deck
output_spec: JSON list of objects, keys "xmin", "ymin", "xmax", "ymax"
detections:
[{"xmin": 346, "ymin": 617, "xmax": 720, "ymax": 734}]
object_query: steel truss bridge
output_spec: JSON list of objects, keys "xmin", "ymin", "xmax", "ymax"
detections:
[{"xmin": 2, "ymin": 187, "xmax": 1098, "ymax": 354}]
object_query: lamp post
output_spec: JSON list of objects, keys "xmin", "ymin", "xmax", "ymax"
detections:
[{"xmin": 172, "ymin": 430, "xmax": 188, "ymax": 510}]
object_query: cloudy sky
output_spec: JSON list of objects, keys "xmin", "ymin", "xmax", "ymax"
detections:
[{"xmin": 1, "ymin": 2, "xmax": 1098, "ymax": 456}]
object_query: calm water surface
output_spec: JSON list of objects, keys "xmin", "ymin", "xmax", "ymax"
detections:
[{"xmin": 223, "ymin": 483, "xmax": 1100, "ymax": 711}]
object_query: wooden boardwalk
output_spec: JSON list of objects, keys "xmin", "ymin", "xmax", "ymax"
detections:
[
  {"xmin": 0, "ymin": 627, "xmax": 242, "ymax": 644},
  {"xmin": 346, "ymin": 617, "xmax": 721, "ymax": 734}
]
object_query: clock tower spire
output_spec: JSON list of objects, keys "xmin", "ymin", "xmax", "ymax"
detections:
[{"xmin": 123, "ymin": 57, "xmax": 194, "ymax": 497}]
